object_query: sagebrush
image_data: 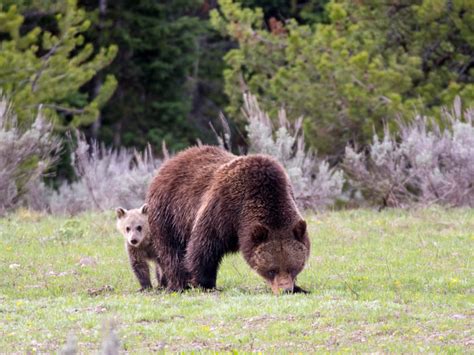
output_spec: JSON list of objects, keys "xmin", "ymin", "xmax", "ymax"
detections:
[
  {"xmin": 43, "ymin": 133, "xmax": 161, "ymax": 215},
  {"xmin": 0, "ymin": 97, "xmax": 60, "ymax": 215},
  {"xmin": 242, "ymin": 93, "xmax": 344, "ymax": 210},
  {"xmin": 344, "ymin": 97, "xmax": 474, "ymax": 208}
]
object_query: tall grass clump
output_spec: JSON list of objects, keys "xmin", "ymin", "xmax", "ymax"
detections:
[
  {"xmin": 0, "ymin": 97, "xmax": 60, "ymax": 215},
  {"xmin": 47, "ymin": 133, "xmax": 161, "ymax": 215},
  {"xmin": 344, "ymin": 97, "xmax": 474, "ymax": 208},
  {"xmin": 242, "ymin": 93, "xmax": 344, "ymax": 210}
]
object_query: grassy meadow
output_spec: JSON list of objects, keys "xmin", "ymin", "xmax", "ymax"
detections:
[{"xmin": 0, "ymin": 208, "xmax": 473, "ymax": 352}]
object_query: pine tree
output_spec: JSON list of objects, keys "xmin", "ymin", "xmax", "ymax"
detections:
[
  {"xmin": 0, "ymin": 0, "xmax": 117, "ymax": 128},
  {"xmin": 212, "ymin": 0, "xmax": 474, "ymax": 156}
]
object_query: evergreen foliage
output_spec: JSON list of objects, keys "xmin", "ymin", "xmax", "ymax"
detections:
[
  {"xmin": 212, "ymin": 0, "xmax": 474, "ymax": 156},
  {"xmin": 80, "ymin": 0, "xmax": 228, "ymax": 151},
  {"xmin": 81, "ymin": 1, "xmax": 200, "ymax": 149},
  {"xmin": 1, "ymin": 0, "xmax": 473, "ymax": 213},
  {"xmin": 240, "ymin": 0, "xmax": 329, "ymax": 23},
  {"xmin": 0, "ymin": 0, "xmax": 117, "ymax": 128}
]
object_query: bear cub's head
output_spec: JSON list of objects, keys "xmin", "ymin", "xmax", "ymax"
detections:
[
  {"xmin": 248, "ymin": 220, "xmax": 310, "ymax": 294},
  {"xmin": 116, "ymin": 204, "xmax": 150, "ymax": 248}
]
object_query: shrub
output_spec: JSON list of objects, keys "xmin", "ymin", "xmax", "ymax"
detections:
[
  {"xmin": 0, "ymin": 97, "xmax": 60, "ymax": 215},
  {"xmin": 46, "ymin": 133, "xmax": 161, "ymax": 215},
  {"xmin": 242, "ymin": 93, "xmax": 344, "ymax": 210},
  {"xmin": 343, "ymin": 97, "xmax": 474, "ymax": 208}
]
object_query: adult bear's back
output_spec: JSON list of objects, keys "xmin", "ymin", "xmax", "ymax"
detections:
[{"xmin": 147, "ymin": 145, "xmax": 235, "ymax": 244}]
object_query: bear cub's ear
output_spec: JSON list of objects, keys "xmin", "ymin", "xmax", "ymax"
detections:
[
  {"xmin": 140, "ymin": 203, "xmax": 148, "ymax": 215},
  {"xmin": 116, "ymin": 207, "xmax": 127, "ymax": 219},
  {"xmin": 251, "ymin": 224, "xmax": 269, "ymax": 244},
  {"xmin": 293, "ymin": 220, "xmax": 307, "ymax": 242}
]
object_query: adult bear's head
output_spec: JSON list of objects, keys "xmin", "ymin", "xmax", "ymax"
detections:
[{"xmin": 242, "ymin": 219, "xmax": 310, "ymax": 294}]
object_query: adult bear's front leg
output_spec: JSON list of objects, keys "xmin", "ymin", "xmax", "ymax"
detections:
[
  {"xmin": 127, "ymin": 247, "xmax": 152, "ymax": 291},
  {"xmin": 185, "ymin": 227, "xmax": 227, "ymax": 290},
  {"xmin": 157, "ymin": 242, "xmax": 189, "ymax": 292}
]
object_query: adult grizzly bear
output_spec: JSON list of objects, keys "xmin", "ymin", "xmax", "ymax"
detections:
[{"xmin": 147, "ymin": 146, "xmax": 310, "ymax": 294}]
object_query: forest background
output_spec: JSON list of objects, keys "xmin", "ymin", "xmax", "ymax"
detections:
[{"xmin": 0, "ymin": 0, "xmax": 473, "ymax": 212}]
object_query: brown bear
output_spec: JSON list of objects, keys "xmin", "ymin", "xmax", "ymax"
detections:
[
  {"xmin": 146, "ymin": 146, "xmax": 310, "ymax": 294},
  {"xmin": 115, "ymin": 204, "xmax": 167, "ymax": 290}
]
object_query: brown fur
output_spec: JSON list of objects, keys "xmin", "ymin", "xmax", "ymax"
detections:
[
  {"xmin": 146, "ymin": 146, "xmax": 310, "ymax": 293},
  {"xmin": 116, "ymin": 205, "xmax": 166, "ymax": 290}
]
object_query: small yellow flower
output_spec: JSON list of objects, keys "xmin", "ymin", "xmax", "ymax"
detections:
[
  {"xmin": 449, "ymin": 278, "xmax": 459, "ymax": 286},
  {"xmin": 16, "ymin": 300, "xmax": 23, "ymax": 307}
]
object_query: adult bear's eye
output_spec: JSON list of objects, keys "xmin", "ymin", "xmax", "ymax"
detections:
[
  {"xmin": 267, "ymin": 270, "xmax": 277, "ymax": 278},
  {"xmin": 137, "ymin": 226, "xmax": 142, "ymax": 232},
  {"xmin": 126, "ymin": 227, "xmax": 130, "ymax": 232}
]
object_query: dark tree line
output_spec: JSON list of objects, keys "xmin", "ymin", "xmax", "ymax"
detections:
[
  {"xmin": 1, "ymin": 0, "xmax": 471, "ymax": 157},
  {"xmin": 78, "ymin": 0, "xmax": 327, "ymax": 151}
]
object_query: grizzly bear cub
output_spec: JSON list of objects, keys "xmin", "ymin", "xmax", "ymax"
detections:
[
  {"xmin": 115, "ymin": 204, "xmax": 166, "ymax": 290},
  {"xmin": 146, "ymin": 146, "xmax": 310, "ymax": 294}
]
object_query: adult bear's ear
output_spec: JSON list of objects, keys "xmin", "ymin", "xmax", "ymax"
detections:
[
  {"xmin": 293, "ymin": 220, "xmax": 307, "ymax": 242},
  {"xmin": 116, "ymin": 207, "xmax": 127, "ymax": 219},
  {"xmin": 251, "ymin": 224, "xmax": 269, "ymax": 245},
  {"xmin": 140, "ymin": 203, "xmax": 148, "ymax": 215}
]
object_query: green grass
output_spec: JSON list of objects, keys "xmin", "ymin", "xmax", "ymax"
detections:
[{"xmin": 0, "ymin": 208, "xmax": 473, "ymax": 352}]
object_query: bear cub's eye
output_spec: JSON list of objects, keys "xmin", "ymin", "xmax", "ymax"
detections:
[
  {"xmin": 136, "ymin": 226, "xmax": 142, "ymax": 232},
  {"xmin": 267, "ymin": 270, "xmax": 277, "ymax": 278},
  {"xmin": 126, "ymin": 226, "xmax": 130, "ymax": 232}
]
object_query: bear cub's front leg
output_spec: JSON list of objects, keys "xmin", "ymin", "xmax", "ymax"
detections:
[{"xmin": 129, "ymin": 255, "xmax": 152, "ymax": 291}]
